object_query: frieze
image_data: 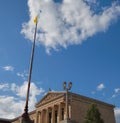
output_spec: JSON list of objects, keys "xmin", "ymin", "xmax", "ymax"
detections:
[{"xmin": 36, "ymin": 92, "xmax": 65, "ymax": 106}]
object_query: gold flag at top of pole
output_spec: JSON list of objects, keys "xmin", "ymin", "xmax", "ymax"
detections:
[
  {"xmin": 34, "ymin": 10, "xmax": 42, "ymax": 24},
  {"xmin": 34, "ymin": 15, "xmax": 38, "ymax": 24}
]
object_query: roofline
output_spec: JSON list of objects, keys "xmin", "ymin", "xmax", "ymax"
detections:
[
  {"xmin": 69, "ymin": 91, "xmax": 115, "ymax": 108},
  {"xmin": 36, "ymin": 91, "xmax": 115, "ymax": 108}
]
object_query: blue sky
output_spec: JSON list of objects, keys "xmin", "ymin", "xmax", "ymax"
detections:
[{"xmin": 0, "ymin": 0, "xmax": 120, "ymax": 122}]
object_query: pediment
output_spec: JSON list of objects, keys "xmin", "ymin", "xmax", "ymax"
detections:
[{"xmin": 36, "ymin": 92, "xmax": 65, "ymax": 107}]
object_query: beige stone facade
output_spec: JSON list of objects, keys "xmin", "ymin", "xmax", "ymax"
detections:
[{"xmin": 12, "ymin": 91, "xmax": 116, "ymax": 123}]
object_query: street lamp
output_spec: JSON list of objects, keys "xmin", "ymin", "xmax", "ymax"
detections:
[
  {"xmin": 20, "ymin": 16, "xmax": 38, "ymax": 123},
  {"xmin": 63, "ymin": 82, "xmax": 72, "ymax": 120}
]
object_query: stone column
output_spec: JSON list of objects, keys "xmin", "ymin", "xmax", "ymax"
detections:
[
  {"xmin": 37, "ymin": 112, "xmax": 40, "ymax": 123},
  {"xmin": 58, "ymin": 103, "xmax": 61, "ymax": 122},
  {"xmin": 46, "ymin": 108, "xmax": 49, "ymax": 123},
  {"xmin": 36, "ymin": 111, "xmax": 39, "ymax": 123},
  {"xmin": 52, "ymin": 106, "xmax": 55, "ymax": 123},
  {"xmin": 40, "ymin": 110, "xmax": 43, "ymax": 123}
]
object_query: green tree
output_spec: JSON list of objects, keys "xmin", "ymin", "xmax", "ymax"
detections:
[{"xmin": 84, "ymin": 103, "xmax": 104, "ymax": 123}]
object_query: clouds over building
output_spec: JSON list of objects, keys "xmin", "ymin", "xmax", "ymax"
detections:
[
  {"xmin": 0, "ymin": 82, "xmax": 44, "ymax": 119},
  {"xmin": 21, "ymin": 0, "xmax": 120, "ymax": 53}
]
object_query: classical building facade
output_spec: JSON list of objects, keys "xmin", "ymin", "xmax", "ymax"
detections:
[{"xmin": 12, "ymin": 91, "xmax": 116, "ymax": 123}]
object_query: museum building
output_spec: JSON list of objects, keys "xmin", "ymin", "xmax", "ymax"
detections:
[{"xmin": 11, "ymin": 91, "xmax": 115, "ymax": 123}]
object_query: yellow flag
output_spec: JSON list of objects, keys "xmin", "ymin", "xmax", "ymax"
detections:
[{"xmin": 34, "ymin": 16, "xmax": 38, "ymax": 24}]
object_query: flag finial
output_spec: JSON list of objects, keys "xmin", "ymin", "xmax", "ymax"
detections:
[
  {"xmin": 33, "ymin": 10, "xmax": 42, "ymax": 24},
  {"xmin": 34, "ymin": 15, "xmax": 38, "ymax": 24}
]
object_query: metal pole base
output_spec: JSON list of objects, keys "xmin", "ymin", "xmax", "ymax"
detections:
[{"xmin": 20, "ymin": 113, "xmax": 34, "ymax": 123}]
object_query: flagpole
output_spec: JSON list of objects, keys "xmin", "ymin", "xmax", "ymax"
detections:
[{"xmin": 21, "ymin": 19, "xmax": 38, "ymax": 123}]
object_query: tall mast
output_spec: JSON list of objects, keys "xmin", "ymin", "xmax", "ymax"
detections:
[{"xmin": 21, "ymin": 17, "xmax": 38, "ymax": 123}]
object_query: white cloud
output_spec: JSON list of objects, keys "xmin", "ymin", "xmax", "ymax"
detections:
[
  {"xmin": 115, "ymin": 88, "xmax": 120, "ymax": 93},
  {"xmin": 21, "ymin": 0, "xmax": 120, "ymax": 53},
  {"xmin": 0, "ymin": 82, "xmax": 45, "ymax": 119},
  {"xmin": 0, "ymin": 96, "xmax": 24, "ymax": 119},
  {"xmin": 17, "ymin": 71, "xmax": 28, "ymax": 80},
  {"xmin": 10, "ymin": 81, "xmax": 44, "ymax": 98},
  {"xmin": 0, "ymin": 83, "xmax": 9, "ymax": 90},
  {"xmin": 115, "ymin": 108, "xmax": 120, "ymax": 123},
  {"xmin": 2, "ymin": 66, "xmax": 14, "ymax": 71},
  {"xmin": 111, "ymin": 88, "xmax": 120, "ymax": 98},
  {"xmin": 112, "ymin": 94, "xmax": 116, "ymax": 98},
  {"xmin": 97, "ymin": 83, "xmax": 105, "ymax": 91}
]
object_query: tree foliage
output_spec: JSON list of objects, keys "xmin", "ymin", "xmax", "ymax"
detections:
[{"xmin": 84, "ymin": 103, "xmax": 104, "ymax": 123}]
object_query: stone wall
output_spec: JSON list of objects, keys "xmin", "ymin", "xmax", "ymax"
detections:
[{"xmin": 70, "ymin": 93, "xmax": 115, "ymax": 123}]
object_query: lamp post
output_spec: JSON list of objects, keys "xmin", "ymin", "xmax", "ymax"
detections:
[
  {"xmin": 63, "ymin": 82, "xmax": 72, "ymax": 120},
  {"xmin": 20, "ymin": 17, "xmax": 38, "ymax": 123}
]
